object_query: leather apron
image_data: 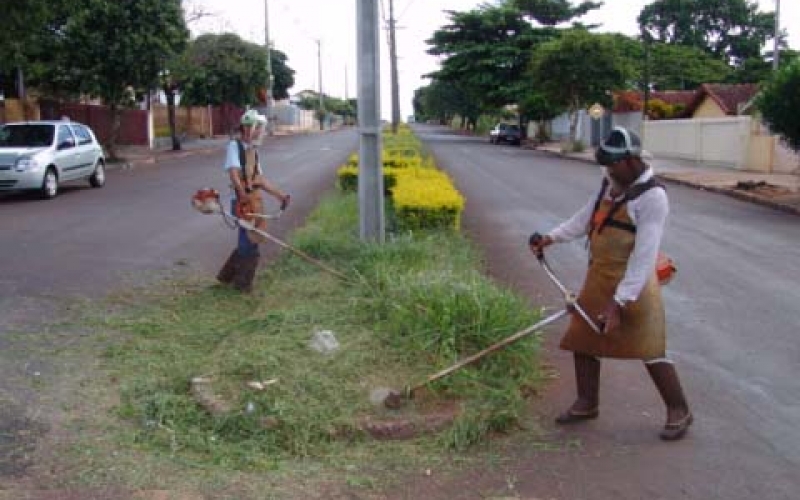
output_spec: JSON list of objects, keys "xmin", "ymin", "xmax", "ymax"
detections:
[
  {"xmin": 559, "ymin": 199, "xmax": 666, "ymax": 359},
  {"xmin": 242, "ymin": 147, "xmax": 267, "ymax": 244}
]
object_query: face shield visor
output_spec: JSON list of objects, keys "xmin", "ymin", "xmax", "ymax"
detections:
[
  {"xmin": 240, "ymin": 110, "xmax": 268, "ymax": 146},
  {"xmin": 249, "ymin": 116, "xmax": 267, "ymax": 146}
]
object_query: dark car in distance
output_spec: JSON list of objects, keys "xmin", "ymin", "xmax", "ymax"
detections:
[{"xmin": 489, "ymin": 123, "xmax": 521, "ymax": 146}]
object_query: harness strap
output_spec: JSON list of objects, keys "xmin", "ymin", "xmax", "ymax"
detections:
[
  {"xmin": 236, "ymin": 140, "xmax": 260, "ymax": 191},
  {"xmin": 593, "ymin": 177, "xmax": 664, "ymax": 235}
]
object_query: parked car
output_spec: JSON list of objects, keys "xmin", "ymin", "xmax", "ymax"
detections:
[
  {"xmin": 489, "ymin": 123, "xmax": 522, "ymax": 146},
  {"xmin": 0, "ymin": 120, "xmax": 106, "ymax": 199}
]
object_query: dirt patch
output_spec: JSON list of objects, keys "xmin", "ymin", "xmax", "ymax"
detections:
[
  {"xmin": 359, "ymin": 399, "xmax": 463, "ymax": 440},
  {"xmin": 0, "ymin": 401, "xmax": 49, "ymax": 478}
]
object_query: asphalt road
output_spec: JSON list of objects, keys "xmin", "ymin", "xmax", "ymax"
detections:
[
  {"xmin": 0, "ymin": 130, "xmax": 358, "ymax": 302},
  {"xmin": 405, "ymin": 124, "xmax": 800, "ymax": 500}
]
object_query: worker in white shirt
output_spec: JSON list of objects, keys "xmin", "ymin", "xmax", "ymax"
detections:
[{"xmin": 529, "ymin": 127, "xmax": 692, "ymax": 441}]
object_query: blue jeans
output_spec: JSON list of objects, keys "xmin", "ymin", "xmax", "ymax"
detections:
[{"xmin": 232, "ymin": 200, "xmax": 260, "ymax": 257}]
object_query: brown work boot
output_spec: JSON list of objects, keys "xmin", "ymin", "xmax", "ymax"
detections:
[
  {"xmin": 556, "ymin": 354, "xmax": 601, "ymax": 424},
  {"xmin": 232, "ymin": 254, "xmax": 259, "ymax": 293},
  {"xmin": 646, "ymin": 361, "xmax": 693, "ymax": 441},
  {"xmin": 216, "ymin": 250, "xmax": 240, "ymax": 285}
]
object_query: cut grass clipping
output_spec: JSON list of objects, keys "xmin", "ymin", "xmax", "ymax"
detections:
[{"xmin": 105, "ymin": 191, "xmax": 543, "ymax": 469}]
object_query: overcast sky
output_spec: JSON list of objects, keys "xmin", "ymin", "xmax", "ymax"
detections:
[{"xmin": 190, "ymin": 0, "xmax": 798, "ymax": 119}]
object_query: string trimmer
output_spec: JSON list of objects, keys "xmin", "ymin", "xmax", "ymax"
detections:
[
  {"xmin": 191, "ymin": 188, "xmax": 350, "ymax": 282},
  {"xmin": 382, "ymin": 232, "xmax": 603, "ymax": 409}
]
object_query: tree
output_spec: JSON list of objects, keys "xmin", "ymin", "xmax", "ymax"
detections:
[
  {"xmin": 56, "ymin": 0, "xmax": 189, "ymax": 158},
  {"xmin": 649, "ymin": 43, "xmax": 733, "ymax": 89},
  {"xmin": 295, "ymin": 92, "xmax": 356, "ymax": 127},
  {"xmin": 757, "ymin": 61, "xmax": 800, "ymax": 153},
  {"xmin": 413, "ymin": 79, "xmax": 481, "ymax": 128},
  {"xmin": 0, "ymin": 0, "xmax": 77, "ymax": 99},
  {"xmin": 518, "ymin": 92, "xmax": 562, "ymax": 141},
  {"xmin": 609, "ymin": 33, "xmax": 732, "ymax": 90},
  {"xmin": 509, "ymin": 0, "xmax": 601, "ymax": 26},
  {"xmin": 179, "ymin": 34, "xmax": 294, "ymax": 108},
  {"xmin": 638, "ymin": 0, "xmax": 779, "ymax": 82},
  {"xmin": 426, "ymin": 5, "xmax": 558, "ymax": 130},
  {"xmin": 529, "ymin": 29, "xmax": 633, "ymax": 145}
]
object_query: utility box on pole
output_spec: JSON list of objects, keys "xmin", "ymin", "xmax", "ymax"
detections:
[{"xmin": 357, "ymin": 0, "xmax": 385, "ymax": 242}]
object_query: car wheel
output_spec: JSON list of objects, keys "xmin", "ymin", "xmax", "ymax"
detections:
[
  {"xmin": 41, "ymin": 167, "xmax": 59, "ymax": 199},
  {"xmin": 89, "ymin": 161, "xmax": 106, "ymax": 188}
]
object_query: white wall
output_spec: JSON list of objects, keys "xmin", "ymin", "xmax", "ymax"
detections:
[
  {"xmin": 613, "ymin": 112, "xmax": 643, "ymax": 137},
  {"xmin": 643, "ymin": 117, "xmax": 752, "ymax": 170},
  {"xmin": 551, "ymin": 110, "xmax": 590, "ymax": 142}
]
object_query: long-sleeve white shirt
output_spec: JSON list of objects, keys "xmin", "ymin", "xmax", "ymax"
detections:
[{"xmin": 548, "ymin": 168, "xmax": 669, "ymax": 303}]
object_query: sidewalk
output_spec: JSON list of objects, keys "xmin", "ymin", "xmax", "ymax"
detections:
[
  {"xmin": 110, "ymin": 126, "xmax": 341, "ymax": 169},
  {"xmin": 111, "ymin": 137, "xmax": 230, "ymax": 169},
  {"xmin": 536, "ymin": 142, "xmax": 800, "ymax": 216}
]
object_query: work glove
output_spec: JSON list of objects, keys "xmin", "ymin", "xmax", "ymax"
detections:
[
  {"xmin": 280, "ymin": 193, "xmax": 291, "ymax": 211},
  {"xmin": 528, "ymin": 232, "xmax": 553, "ymax": 258}
]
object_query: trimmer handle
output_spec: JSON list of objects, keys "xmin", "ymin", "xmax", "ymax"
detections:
[{"xmin": 528, "ymin": 232, "xmax": 546, "ymax": 260}]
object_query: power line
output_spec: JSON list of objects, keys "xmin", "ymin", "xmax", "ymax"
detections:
[
  {"xmin": 397, "ymin": 0, "xmax": 419, "ymax": 22},
  {"xmin": 379, "ymin": 0, "xmax": 388, "ymax": 24}
]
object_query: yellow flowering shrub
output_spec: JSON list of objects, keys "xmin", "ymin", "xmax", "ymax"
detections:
[
  {"xmin": 392, "ymin": 170, "xmax": 465, "ymax": 231},
  {"xmin": 337, "ymin": 165, "xmax": 398, "ymax": 193},
  {"xmin": 338, "ymin": 129, "xmax": 465, "ymax": 231}
]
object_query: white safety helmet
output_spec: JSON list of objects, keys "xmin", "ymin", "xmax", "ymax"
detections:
[
  {"xmin": 240, "ymin": 109, "xmax": 267, "ymax": 127},
  {"xmin": 595, "ymin": 126, "xmax": 642, "ymax": 166}
]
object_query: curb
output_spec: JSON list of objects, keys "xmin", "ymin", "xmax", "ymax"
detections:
[
  {"xmin": 654, "ymin": 175, "xmax": 800, "ymax": 217},
  {"xmin": 107, "ymin": 146, "xmax": 223, "ymax": 170},
  {"xmin": 537, "ymin": 149, "xmax": 800, "ymax": 217}
]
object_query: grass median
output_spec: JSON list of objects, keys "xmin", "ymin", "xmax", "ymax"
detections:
[{"xmin": 96, "ymin": 190, "xmax": 544, "ymax": 473}]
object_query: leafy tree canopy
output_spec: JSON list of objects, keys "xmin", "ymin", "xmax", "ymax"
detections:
[
  {"xmin": 59, "ymin": 0, "xmax": 189, "ymax": 106},
  {"xmin": 529, "ymin": 29, "xmax": 633, "ymax": 141},
  {"xmin": 508, "ymin": 0, "xmax": 602, "ymax": 26},
  {"xmin": 413, "ymin": 79, "xmax": 481, "ymax": 126},
  {"xmin": 0, "ymin": 0, "xmax": 77, "ymax": 97},
  {"xmin": 609, "ymin": 33, "xmax": 732, "ymax": 90},
  {"xmin": 180, "ymin": 33, "xmax": 294, "ymax": 107},
  {"xmin": 638, "ymin": 0, "xmax": 779, "ymax": 80},
  {"xmin": 757, "ymin": 61, "xmax": 800, "ymax": 152},
  {"xmin": 426, "ymin": 5, "xmax": 558, "ymax": 112}
]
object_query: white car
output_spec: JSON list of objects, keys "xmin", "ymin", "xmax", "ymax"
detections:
[{"xmin": 0, "ymin": 120, "xmax": 106, "ymax": 199}]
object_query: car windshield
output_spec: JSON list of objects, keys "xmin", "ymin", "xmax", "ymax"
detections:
[{"xmin": 0, "ymin": 124, "xmax": 55, "ymax": 148}]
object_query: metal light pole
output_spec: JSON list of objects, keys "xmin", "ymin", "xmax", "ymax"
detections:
[
  {"xmin": 641, "ymin": 27, "xmax": 651, "ymax": 144},
  {"xmin": 317, "ymin": 39, "xmax": 325, "ymax": 130},
  {"xmin": 773, "ymin": 0, "xmax": 781, "ymax": 70},
  {"xmin": 264, "ymin": 0, "xmax": 274, "ymax": 134},
  {"xmin": 388, "ymin": 0, "xmax": 401, "ymax": 133},
  {"xmin": 357, "ymin": 0, "xmax": 384, "ymax": 242}
]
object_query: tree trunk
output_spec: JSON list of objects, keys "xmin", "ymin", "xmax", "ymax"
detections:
[
  {"xmin": 568, "ymin": 106, "xmax": 579, "ymax": 148},
  {"xmin": 166, "ymin": 86, "xmax": 181, "ymax": 151},
  {"xmin": 108, "ymin": 103, "xmax": 121, "ymax": 161}
]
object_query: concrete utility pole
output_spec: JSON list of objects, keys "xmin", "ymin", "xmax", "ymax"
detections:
[
  {"xmin": 773, "ymin": 0, "xmax": 781, "ymax": 70},
  {"xmin": 264, "ymin": 0, "xmax": 274, "ymax": 134},
  {"xmin": 357, "ymin": 0, "xmax": 385, "ymax": 242},
  {"xmin": 317, "ymin": 39, "xmax": 325, "ymax": 130},
  {"xmin": 388, "ymin": 0, "xmax": 401, "ymax": 133}
]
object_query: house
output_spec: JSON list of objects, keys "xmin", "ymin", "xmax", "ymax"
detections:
[
  {"xmin": 684, "ymin": 83, "xmax": 760, "ymax": 118},
  {"xmin": 612, "ymin": 89, "xmax": 698, "ymax": 118}
]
